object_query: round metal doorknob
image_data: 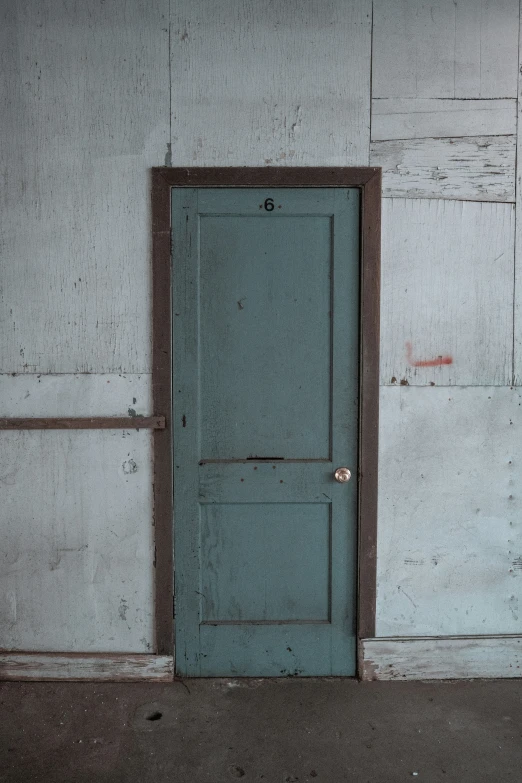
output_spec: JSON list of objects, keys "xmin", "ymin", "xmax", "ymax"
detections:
[{"xmin": 334, "ymin": 467, "xmax": 351, "ymax": 483}]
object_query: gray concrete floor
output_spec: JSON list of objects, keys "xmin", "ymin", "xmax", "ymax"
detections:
[{"xmin": 1, "ymin": 679, "xmax": 521, "ymax": 782}]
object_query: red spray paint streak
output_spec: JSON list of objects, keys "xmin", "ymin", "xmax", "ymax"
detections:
[{"xmin": 405, "ymin": 342, "xmax": 453, "ymax": 368}]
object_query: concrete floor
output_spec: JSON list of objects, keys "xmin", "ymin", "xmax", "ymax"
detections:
[{"xmin": 1, "ymin": 679, "xmax": 521, "ymax": 782}]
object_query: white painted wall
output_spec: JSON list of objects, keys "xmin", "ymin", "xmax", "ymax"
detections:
[{"xmin": 1, "ymin": 0, "xmax": 521, "ymax": 657}]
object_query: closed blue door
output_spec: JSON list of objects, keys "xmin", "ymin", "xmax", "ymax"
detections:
[{"xmin": 172, "ymin": 188, "xmax": 360, "ymax": 676}]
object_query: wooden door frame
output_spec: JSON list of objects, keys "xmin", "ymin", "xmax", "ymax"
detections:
[{"xmin": 151, "ymin": 167, "xmax": 381, "ymax": 676}]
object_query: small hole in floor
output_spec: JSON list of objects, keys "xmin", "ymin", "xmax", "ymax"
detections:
[{"xmin": 146, "ymin": 711, "xmax": 162, "ymax": 721}]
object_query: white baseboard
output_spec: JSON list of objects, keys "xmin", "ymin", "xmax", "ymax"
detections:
[
  {"xmin": 362, "ymin": 635, "xmax": 522, "ymax": 680},
  {"xmin": 0, "ymin": 653, "xmax": 174, "ymax": 682}
]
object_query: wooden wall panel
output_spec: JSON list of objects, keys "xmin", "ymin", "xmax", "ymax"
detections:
[
  {"xmin": 0, "ymin": 430, "xmax": 154, "ymax": 652},
  {"xmin": 0, "ymin": 374, "xmax": 151, "ymax": 417},
  {"xmin": 170, "ymin": 0, "xmax": 372, "ymax": 166},
  {"xmin": 0, "ymin": 0, "xmax": 169, "ymax": 374},
  {"xmin": 371, "ymin": 98, "xmax": 517, "ymax": 141},
  {"xmin": 377, "ymin": 386, "xmax": 522, "ymax": 637},
  {"xmin": 380, "ymin": 199, "xmax": 514, "ymax": 386},
  {"xmin": 373, "ymin": 0, "xmax": 519, "ymax": 99},
  {"xmin": 371, "ymin": 136, "xmax": 515, "ymax": 202}
]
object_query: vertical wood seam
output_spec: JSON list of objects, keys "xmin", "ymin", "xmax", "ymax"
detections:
[
  {"xmin": 369, "ymin": 1, "xmax": 374, "ymax": 157},
  {"xmin": 514, "ymin": 0, "xmax": 521, "ymax": 385},
  {"xmin": 168, "ymin": 0, "xmax": 172, "ymax": 166}
]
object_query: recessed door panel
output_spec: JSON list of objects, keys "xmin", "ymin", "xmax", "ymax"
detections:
[
  {"xmin": 200, "ymin": 503, "xmax": 331, "ymax": 623},
  {"xmin": 200, "ymin": 215, "xmax": 332, "ymax": 460}
]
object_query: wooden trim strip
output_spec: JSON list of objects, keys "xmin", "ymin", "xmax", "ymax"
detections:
[
  {"xmin": 151, "ymin": 167, "xmax": 381, "ymax": 673},
  {"xmin": 357, "ymin": 169, "xmax": 381, "ymax": 644},
  {"xmin": 153, "ymin": 166, "xmax": 380, "ymax": 188},
  {"xmin": 151, "ymin": 170, "xmax": 174, "ymax": 655},
  {"xmin": 0, "ymin": 653, "xmax": 174, "ymax": 682},
  {"xmin": 361, "ymin": 635, "xmax": 522, "ymax": 681},
  {"xmin": 0, "ymin": 417, "xmax": 165, "ymax": 430}
]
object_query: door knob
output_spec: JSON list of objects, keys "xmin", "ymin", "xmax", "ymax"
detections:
[{"xmin": 334, "ymin": 467, "xmax": 351, "ymax": 483}]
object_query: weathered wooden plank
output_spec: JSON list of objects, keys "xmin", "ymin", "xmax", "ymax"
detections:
[
  {"xmin": 377, "ymin": 386, "xmax": 522, "ymax": 637},
  {"xmin": 371, "ymin": 136, "xmax": 515, "ymax": 202},
  {"xmin": 0, "ymin": 417, "xmax": 164, "ymax": 430},
  {"xmin": 371, "ymin": 98, "xmax": 517, "ymax": 141},
  {"xmin": 0, "ymin": 373, "xmax": 152, "ymax": 417},
  {"xmin": 170, "ymin": 0, "xmax": 372, "ymax": 166},
  {"xmin": 0, "ymin": 0, "xmax": 169, "ymax": 374},
  {"xmin": 373, "ymin": 0, "xmax": 519, "ymax": 99},
  {"xmin": 0, "ymin": 654, "xmax": 173, "ymax": 682},
  {"xmin": 362, "ymin": 636, "xmax": 522, "ymax": 681},
  {"xmin": 380, "ymin": 199, "xmax": 514, "ymax": 386},
  {"xmin": 0, "ymin": 430, "xmax": 154, "ymax": 652}
]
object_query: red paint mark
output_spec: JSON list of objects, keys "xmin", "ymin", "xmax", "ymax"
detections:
[{"xmin": 406, "ymin": 342, "xmax": 453, "ymax": 368}]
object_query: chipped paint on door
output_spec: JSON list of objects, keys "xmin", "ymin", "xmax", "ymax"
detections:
[{"xmin": 172, "ymin": 188, "xmax": 360, "ymax": 676}]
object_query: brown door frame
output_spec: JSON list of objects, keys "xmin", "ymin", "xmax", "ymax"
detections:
[{"xmin": 151, "ymin": 167, "xmax": 381, "ymax": 676}]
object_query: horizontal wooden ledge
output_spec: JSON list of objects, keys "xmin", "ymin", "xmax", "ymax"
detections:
[
  {"xmin": 0, "ymin": 653, "xmax": 174, "ymax": 682},
  {"xmin": 0, "ymin": 416, "xmax": 166, "ymax": 430}
]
